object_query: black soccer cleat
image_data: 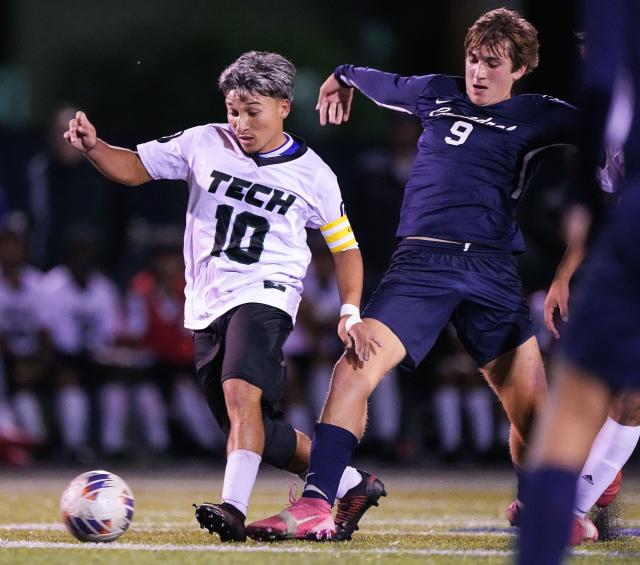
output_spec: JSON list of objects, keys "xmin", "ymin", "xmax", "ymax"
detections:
[
  {"xmin": 334, "ymin": 470, "xmax": 387, "ymax": 541},
  {"xmin": 194, "ymin": 502, "xmax": 247, "ymax": 542}
]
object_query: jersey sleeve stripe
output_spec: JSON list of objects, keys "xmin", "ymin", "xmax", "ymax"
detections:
[
  {"xmin": 321, "ymin": 216, "xmax": 358, "ymax": 252},
  {"xmin": 323, "ymin": 226, "xmax": 353, "ymax": 243},
  {"xmin": 320, "ymin": 215, "xmax": 349, "ymax": 232},
  {"xmin": 330, "ymin": 237, "xmax": 359, "ymax": 253}
]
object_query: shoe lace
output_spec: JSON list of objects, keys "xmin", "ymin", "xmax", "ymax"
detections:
[{"xmin": 288, "ymin": 478, "xmax": 299, "ymax": 506}]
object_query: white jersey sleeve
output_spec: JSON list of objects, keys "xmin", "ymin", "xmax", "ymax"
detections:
[
  {"xmin": 306, "ymin": 166, "xmax": 358, "ymax": 253},
  {"xmin": 305, "ymin": 166, "xmax": 345, "ymax": 228},
  {"xmin": 137, "ymin": 127, "xmax": 206, "ymax": 181}
]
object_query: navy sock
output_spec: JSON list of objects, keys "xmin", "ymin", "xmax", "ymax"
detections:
[
  {"xmin": 517, "ymin": 466, "xmax": 579, "ymax": 565},
  {"xmin": 302, "ymin": 423, "xmax": 358, "ymax": 505}
]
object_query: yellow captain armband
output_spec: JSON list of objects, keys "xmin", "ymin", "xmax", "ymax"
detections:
[{"xmin": 320, "ymin": 215, "xmax": 358, "ymax": 253}]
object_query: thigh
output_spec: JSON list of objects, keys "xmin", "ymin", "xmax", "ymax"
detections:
[
  {"xmin": 481, "ymin": 336, "xmax": 548, "ymax": 440},
  {"xmin": 363, "ymin": 248, "xmax": 463, "ymax": 370},
  {"xmin": 321, "ymin": 318, "xmax": 406, "ymax": 435},
  {"xmin": 452, "ymin": 254, "xmax": 534, "ymax": 367}
]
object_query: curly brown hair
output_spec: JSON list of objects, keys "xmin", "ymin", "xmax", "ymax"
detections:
[{"xmin": 464, "ymin": 8, "xmax": 539, "ymax": 75}]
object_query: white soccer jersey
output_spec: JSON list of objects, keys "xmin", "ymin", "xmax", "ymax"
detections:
[
  {"xmin": 137, "ymin": 124, "xmax": 351, "ymax": 329},
  {"xmin": 0, "ymin": 266, "xmax": 47, "ymax": 356},
  {"xmin": 42, "ymin": 266, "xmax": 120, "ymax": 356}
]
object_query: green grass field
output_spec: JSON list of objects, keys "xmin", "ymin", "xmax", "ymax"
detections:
[{"xmin": 0, "ymin": 465, "xmax": 639, "ymax": 564}]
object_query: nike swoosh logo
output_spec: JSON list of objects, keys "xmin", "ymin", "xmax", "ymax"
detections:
[
  {"xmin": 279, "ymin": 509, "xmax": 325, "ymax": 531},
  {"xmin": 436, "ymin": 98, "xmax": 452, "ymax": 104},
  {"xmin": 292, "ymin": 514, "xmax": 323, "ymax": 527}
]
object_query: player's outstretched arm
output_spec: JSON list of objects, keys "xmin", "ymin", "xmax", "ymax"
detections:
[
  {"xmin": 316, "ymin": 74, "xmax": 354, "ymax": 126},
  {"xmin": 64, "ymin": 111, "xmax": 152, "ymax": 186},
  {"xmin": 332, "ymin": 248, "xmax": 381, "ymax": 362},
  {"xmin": 543, "ymin": 205, "xmax": 589, "ymax": 338}
]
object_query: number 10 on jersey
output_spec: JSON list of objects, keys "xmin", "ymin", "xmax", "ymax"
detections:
[{"xmin": 210, "ymin": 204, "xmax": 270, "ymax": 265}]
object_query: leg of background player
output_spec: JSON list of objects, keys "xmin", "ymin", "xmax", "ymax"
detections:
[
  {"xmin": 481, "ymin": 336, "xmax": 548, "ymax": 508},
  {"xmin": 517, "ymin": 360, "xmax": 611, "ymax": 565},
  {"xmin": 574, "ymin": 392, "xmax": 640, "ymax": 517}
]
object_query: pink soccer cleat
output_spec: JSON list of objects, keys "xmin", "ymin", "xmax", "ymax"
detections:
[
  {"xmin": 506, "ymin": 499, "xmax": 522, "ymax": 527},
  {"xmin": 246, "ymin": 496, "xmax": 335, "ymax": 542},
  {"xmin": 595, "ymin": 470, "xmax": 622, "ymax": 508},
  {"xmin": 505, "ymin": 498, "xmax": 598, "ymax": 545},
  {"xmin": 570, "ymin": 516, "xmax": 599, "ymax": 545}
]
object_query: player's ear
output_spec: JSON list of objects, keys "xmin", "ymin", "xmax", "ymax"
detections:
[
  {"xmin": 280, "ymin": 99, "xmax": 291, "ymax": 119},
  {"xmin": 512, "ymin": 65, "xmax": 527, "ymax": 81}
]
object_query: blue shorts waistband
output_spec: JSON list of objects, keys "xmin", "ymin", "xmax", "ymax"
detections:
[{"xmin": 398, "ymin": 237, "xmax": 512, "ymax": 257}]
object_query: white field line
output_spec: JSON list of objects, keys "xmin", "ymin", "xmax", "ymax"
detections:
[
  {"xmin": 0, "ymin": 524, "xmax": 514, "ymax": 537},
  {"xmin": 0, "ymin": 518, "xmax": 507, "ymax": 531},
  {"xmin": 4, "ymin": 518, "xmax": 640, "ymax": 531},
  {"xmin": 0, "ymin": 539, "xmax": 513, "ymax": 557},
  {"xmin": 1, "ymin": 539, "xmax": 640, "ymax": 560}
]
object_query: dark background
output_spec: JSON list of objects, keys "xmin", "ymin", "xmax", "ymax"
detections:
[{"xmin": 0, "ymin": 0, "xmax": 577, "ymax": 142}]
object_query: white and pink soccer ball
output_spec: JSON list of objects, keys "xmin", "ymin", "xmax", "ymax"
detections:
[{"xmin": 60, "ymin": 470, "xmax": 135, "ymax": 542}]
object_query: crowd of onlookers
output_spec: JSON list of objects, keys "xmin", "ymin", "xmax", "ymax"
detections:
[{"xmin": 0, "ymin": 107, "xmax": 567, "ymax": 467}]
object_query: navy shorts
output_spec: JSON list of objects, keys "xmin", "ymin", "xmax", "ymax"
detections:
[
  {"xmin": 561, "ymin": 182, "xmax": 640, "ymax": 391},
  {"xmin": 363, "ymin": 239, "xmax": 534, "ymax": 369}
]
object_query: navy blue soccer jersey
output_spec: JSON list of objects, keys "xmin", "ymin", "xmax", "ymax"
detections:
[{"xmin": 335, "ymin": 66, "xmax": 577, "ymax": 252}]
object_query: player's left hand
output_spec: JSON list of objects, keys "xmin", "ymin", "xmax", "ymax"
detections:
[
  {"xmin": 338, "ymin": 317, "xmax": 382, "ymax": 363},
  {"xmin": 316, "ymin": 74, "xmax": 354, "ymax": 126},
  {"xmin": 544, "ymin": 278, "xmax": 570, "ymax": 339}
]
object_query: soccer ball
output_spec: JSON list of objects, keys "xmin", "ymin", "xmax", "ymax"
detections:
[{"xmin": 60, "ymin": 470, "xmax": 135, "ymax": 542}]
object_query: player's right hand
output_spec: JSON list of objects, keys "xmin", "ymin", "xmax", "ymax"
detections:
[
  {"xmin": 339, "ymin": 318, "xmax": 382, "ymax": 364},
  {"xmin": 63, "ymin": 111, "xmax": 97, "ymax": 154},
  {"xmin": 544, "ymin": 279, "xmax": 570, "ymax": 339},
  {"xmin": 316, "ymin": 74, "xmax": 354, "ymax": 126}
]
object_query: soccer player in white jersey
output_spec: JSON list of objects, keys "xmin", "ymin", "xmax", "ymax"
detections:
[{"xmin": 64, "ymin": 51, "xmax": 384, "ymax": 542}]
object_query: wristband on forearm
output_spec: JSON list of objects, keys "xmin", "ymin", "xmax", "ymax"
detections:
[{"xmin": 340, "ymin": 303, "xmax": 362, "ymax": 333}]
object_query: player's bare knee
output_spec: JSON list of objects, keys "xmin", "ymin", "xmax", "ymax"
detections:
[
  {"xmin": 223, "ymin": 377, "xmax": 262, "ymax": 415},
  {"xmin": 609, "ymin": 392, "xmax": 640, "ymax": 425},
  {"xmin": 333, "ymin": 355, "xmax": 384, "ymax": 395},
  {"xmin": 330, "ymin": 366, "xmax": 374, "ymax": 402}
]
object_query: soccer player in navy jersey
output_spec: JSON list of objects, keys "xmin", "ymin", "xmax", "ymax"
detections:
[
  {"xmin": 518, "ymin": 0, "xmax": 640, "ymax": 561},
  {"xmin": 542, "ymin": 113, "xmax": 633, "ymax": 542},
  {"xmin": 246, "ymin": 8, "xmax": 581, "ymax": 541}
]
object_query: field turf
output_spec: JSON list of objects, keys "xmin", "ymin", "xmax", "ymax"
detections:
[{"xmin": 1, "ymin": 465, "xmax": 639, "ymax": 563}]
